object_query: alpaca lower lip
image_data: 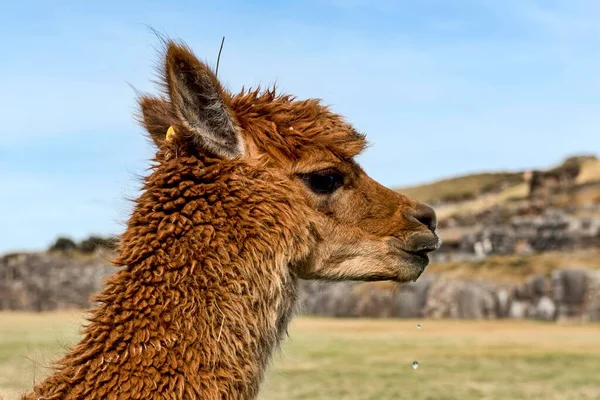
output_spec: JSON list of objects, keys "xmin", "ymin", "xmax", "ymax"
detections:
[
  {"xmin": 388, "ymin": 238, "xmax": 432, "ymax": 269},
  {"xmin": 405, "ymin": 250, "xmax": 429, "ymax": 266},
  {"xmin": 391, "ymin": 250, "xmax": 430, "ymax": 283}
]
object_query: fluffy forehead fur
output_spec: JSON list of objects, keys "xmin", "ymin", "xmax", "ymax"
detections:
[{"xmin": 230, "ymin": 88, "xmax": 368, "ymax": 162}]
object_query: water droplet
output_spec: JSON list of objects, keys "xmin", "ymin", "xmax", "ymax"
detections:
[
  {"xmin": 412, "ymin": 361, "xmax": 419, "ymax": 370},
  {"xmin": 417, "ymin": 324, "xmax": 422, "ymax": 329}
]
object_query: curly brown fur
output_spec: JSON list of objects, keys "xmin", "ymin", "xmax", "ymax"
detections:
[{"xmin": 24, "ymin": 40, "xmax": 440, "ymax": 399}]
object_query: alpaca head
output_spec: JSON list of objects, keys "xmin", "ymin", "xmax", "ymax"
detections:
[{"xmin": 139, "ymin": 41, "xmax": 440, "ymax": 283}]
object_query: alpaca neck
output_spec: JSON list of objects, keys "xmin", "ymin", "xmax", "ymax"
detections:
[
  {"xmin": 27, "ymin": 258, "xmax": 298, "ymax": 399},
  {"xmin": 27, "ymin": 154, "xmax": 313, "ymax": 400}
]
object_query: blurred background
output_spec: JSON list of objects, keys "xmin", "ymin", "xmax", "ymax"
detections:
[{"xmin": 1, "ymin": 1, "xmax": 599, "ymax": 399}]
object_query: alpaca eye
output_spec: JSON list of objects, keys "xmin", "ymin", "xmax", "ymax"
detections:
[{"xmin": 299, "ymin": 170, "xmax": 345, "ymax": 194}]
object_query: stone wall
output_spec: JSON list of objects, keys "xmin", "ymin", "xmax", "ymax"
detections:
[
  {"xmin": 0, "ymin": 252, "xmax": 116, "ymax": 311},
  {"xmin": 298, "ymin": 269, "xmax": 600, "ymax": 322},
  {"xmin": 1, "ymin": 251, "xmax": 598, "ymax": 322}
]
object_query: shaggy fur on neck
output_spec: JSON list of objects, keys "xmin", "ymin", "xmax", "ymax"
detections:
[{"xmin": 24, "ymin": 147, "xmax": 316, "ymax": 399}]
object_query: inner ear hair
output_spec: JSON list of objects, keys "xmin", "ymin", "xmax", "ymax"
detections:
[{"xmin": 164, "ymin": 41, "xmax": 243, "ymax": 159}]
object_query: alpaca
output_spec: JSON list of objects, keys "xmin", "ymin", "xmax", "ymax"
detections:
[{"xmin": 24, "ymin": 41, "xmax": 439, "ymax": 399}]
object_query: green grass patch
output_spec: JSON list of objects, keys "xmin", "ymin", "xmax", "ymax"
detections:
[{"xmin": 1, "ymin": 313, "xmax": 599, "ymax": 399}]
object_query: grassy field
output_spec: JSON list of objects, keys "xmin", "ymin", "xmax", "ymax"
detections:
[{"xmin": 1, "ymin": 313, "xmax": 599, "ymax": 399}]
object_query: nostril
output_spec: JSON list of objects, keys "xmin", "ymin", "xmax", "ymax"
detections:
[{"xmin": 414, "ymin": 203, "xmax": 437, "ymax": 233}]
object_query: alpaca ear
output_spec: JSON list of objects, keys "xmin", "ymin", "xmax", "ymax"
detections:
[
  {"xmin": 138, "ymin": 96, "xmax": 177, "ymax": 147},
  {"xmin": 165, "ymin": 42, "xmax": 243, "ymax": 159}
]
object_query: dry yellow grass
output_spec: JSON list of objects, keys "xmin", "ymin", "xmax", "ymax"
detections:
[
  {"xmin": 2, "ymin": 312, "xmax": 600, "ymax": 399},
  {"xmin": 264, "ymin": 318, "xmax": 600, "ymax": 400},
  {"xmin": 0, "ymin": 311, "xmax": 85, "ymax": 400}
]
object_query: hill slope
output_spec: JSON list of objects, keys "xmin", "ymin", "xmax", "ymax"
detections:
[{"xmin": 396, "ymin": 155, "xmax": 600, "ymax": 221}]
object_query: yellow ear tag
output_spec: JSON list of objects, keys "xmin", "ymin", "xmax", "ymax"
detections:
[{"xmin": 165, "ymin": 126, "xmax": 176, "ymax": 142}]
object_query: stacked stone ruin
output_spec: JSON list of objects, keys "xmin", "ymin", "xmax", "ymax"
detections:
[
  {"xmin": 433, "ymin": 209, "xmax": 600, "ymax": 262},
  {"xmin": 298, "ymin": 269, "xmax": 600, "ymax": 322}
]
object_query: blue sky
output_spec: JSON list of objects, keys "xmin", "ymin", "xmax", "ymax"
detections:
[{"xmin": 1, "ymin": 0, "xmax": 599, "ymax": 253}]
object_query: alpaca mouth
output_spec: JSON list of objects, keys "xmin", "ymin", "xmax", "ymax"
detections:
[
  {"xmin": 389, "ymin": 235, "xmax": 440, "ymax": 258},
  {"xmin": 403, "ymin": 239, "xmax": 440, "ymax": 279},
  {"xmin": 387, "ymin": 237, "xmax": 439, "ymax": 282},
  {"xmin": 405, "ymin": 249, "xmax": 430, "ymax": 263},
  {"xmin": 390, "ymin": 250, "xmax": 430, "ymax": 283}
]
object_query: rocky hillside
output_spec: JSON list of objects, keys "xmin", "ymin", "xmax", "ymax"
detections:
[
  {"xmin": 401, "ymin": 155, "xmax": 600, "ymax": 263},
  {"xmin": 397, "ymin": 154, "xmax": 599, "ymax": 206}
]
